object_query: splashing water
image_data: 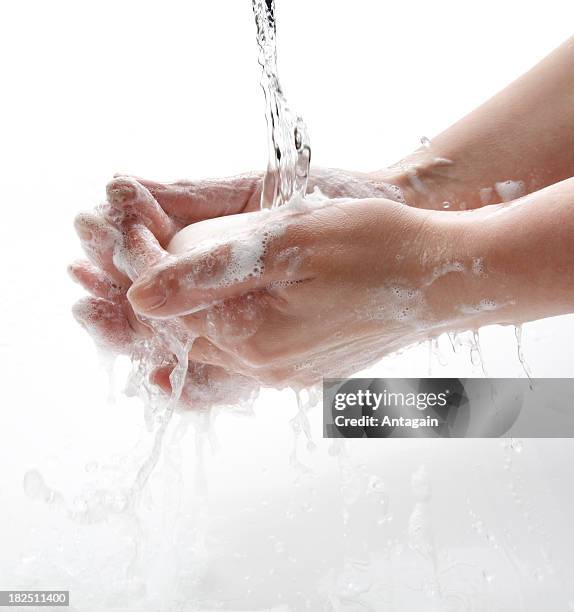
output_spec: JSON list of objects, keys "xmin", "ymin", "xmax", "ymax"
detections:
[
  {"xmin": 23, "ymin": 320, "xmax": 194, "ymax": 526},
  {"xmin": 34, "ymin": 0, "xmax": 311, "ymax": 537},
  {"xmin": 22, "ymin": 7, "xmax": 314, "ymax": 594},
  {"xmin": 252, "ymin": 0, "xmax": 311, "ymax": 209}
]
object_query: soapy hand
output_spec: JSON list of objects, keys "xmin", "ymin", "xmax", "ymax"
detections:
[
  {"xmin": 125, "ymin": 177, "xmax": 574, "ymax": 389},
  {"xmin": 70, "ymin": 169, "xmax": 405, "ymax": 398},
  {"xmin": 72, "ymin": 172, "xmax": 574, "ymax": 392},
  {"xmin": 71, "ymin": 167, "xmax": 405, "ymax": 293},
  {"xmin": 126, "ymin": 196, "xmax": 461, "ymax": 387}
]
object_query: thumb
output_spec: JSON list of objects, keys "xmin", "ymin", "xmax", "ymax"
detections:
[{"xmin": 127, "ymin": 226, "xmax": 306, "ymax": 317}]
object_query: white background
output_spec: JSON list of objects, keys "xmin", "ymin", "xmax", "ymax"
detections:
[{"xmin": 0, "ymin": 1, "xmax": 573, "ymax": 611}]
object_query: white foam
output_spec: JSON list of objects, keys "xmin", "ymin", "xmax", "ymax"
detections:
[
  {"xmin": 459, "ymin": 298, "xmax": 499, "ymax": 314},
  {"xmin": 495, "ymin": 179, "xmax": 525, "ymax": 203},
  {"xmin": 472, "ymin": 257, "xmax": 485, "ymax": 275},
  {"xmin": 430, "ymin": 261, "xmax": 465, "ymax": 279},
  {"xmin": 479, "ymin": 187, "xmax": 493, "ymax": 205}
]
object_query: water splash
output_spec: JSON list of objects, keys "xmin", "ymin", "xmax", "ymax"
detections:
[{"xmin": 252, "ymin": 0, "xmax": 311, "ymax": 209}]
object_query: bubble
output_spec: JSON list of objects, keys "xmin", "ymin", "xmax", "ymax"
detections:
[
  {"xmin": 495, "ymin": 179, "xmax": 526, "ymax": 203},
  {"xmin": 479, "ymin": 186, "xmax": 494, "ymax": 205}
]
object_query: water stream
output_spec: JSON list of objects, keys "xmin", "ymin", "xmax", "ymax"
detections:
[{"xmin": 252, "ymin": 0, "xmax": 311, "ymax": 209}]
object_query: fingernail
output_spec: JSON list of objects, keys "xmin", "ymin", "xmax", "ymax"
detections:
[
  {"xmin": 128, "ymin": 277, "xmax": 167, "ymax": 312},
  {"xmin": 106, "ymin": 177, "xmax": 138, "ymax": 207}
]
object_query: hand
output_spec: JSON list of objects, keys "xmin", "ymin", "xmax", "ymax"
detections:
[
  {"xmin": 127, "ymin": 196, "xmax": 467, "ymax": 387},
  {"xmin": 70, "ymin": 175, "xmax": 261, "ymax": 406},
  {"xmin": 70, "ymin": 168, "xmax": 404, "ymax": 399},
  {"xmin": 71, "ymin": 166, "xmax": 409, "ymax": 294}
]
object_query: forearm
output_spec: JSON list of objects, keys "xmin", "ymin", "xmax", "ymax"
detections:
[
  {"xmin": 424, "ymin": 178, "xmax": 574, "ymax": 330},
  {"xmin": 385, "ymin": 37, "xmax": 574, "ymax": 210}
]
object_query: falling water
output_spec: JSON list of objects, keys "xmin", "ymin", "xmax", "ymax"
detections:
[
  {"xmin": 514, "ymin": 324, "xmax": 533, "ymax": 382},
  {"xmin": 252, "ymin": 0, "xmax": 311, "ymax": 209}
]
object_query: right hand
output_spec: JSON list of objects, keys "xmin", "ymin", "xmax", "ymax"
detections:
[{"xmin": 70, "ymin": 168, "xmax": 404, "ymax": 404}]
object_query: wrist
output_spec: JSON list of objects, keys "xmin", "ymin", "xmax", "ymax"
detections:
[
  {"xmin": 418, "ymin": 210, "xmax": 496, "ymax": 331},
  {"xmin": 421, "ymin": 208, "xmax": 535, "ymax": 333},
  {"xmin": 374, "ymin": 147, "xmax": 478, "ymax": 211}
]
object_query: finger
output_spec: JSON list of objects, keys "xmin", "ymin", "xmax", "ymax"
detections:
[
  {"xmin": 181, "ymin": 291, "xmax": 266, "ymax": 344},
  {"xmin": 187, "ymin": 337, "xmax": 238, "ymax": 370},
  {"xmin": 69, "ymin": 261, "xmax": 151, "ymax": 337},
  {"xmin": 127, "ymin": 222, "xmax": 307, "ymax": 317},
  {"xmin": 126, "ymin": 172, "xmax": 262, "ymax": 223},
  {"xmin": 113, "ymin": 222, "xmax": 169, "ymax": 282},
  {"xmin": 68, "ymin": 259, "xmax": 123, "ymax": 300},
  {"xmin": 72, "ymin": 297, "xmax": 135, "ymax": 354},
  {"xmin": 150, "ymin": 361, "xmax": 258, "ymax": 408},
  {"xmin": 127, "ymin": 243, "xmax": 263, "ymax": 316},
  {"xmin": 122, "ymin": 295, "xmax": 153, "ymax": 337},
  {"xmin": 181, "ymin": 310, "xmax": 210, "ymax": 336},
  {"xmin": 105, "ymin": 177, "xmax": 178, "ymax": 247},
  {"xmin": 74, "ymin": 212, "xmax": 130, "ymax": 286},
  {"xmin": 150, "ymin": 361, "xmax": 239, "ymax": 392}
]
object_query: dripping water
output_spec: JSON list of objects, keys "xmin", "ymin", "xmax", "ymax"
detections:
[{"xmin": 514, "ymin": 324, "xmax": 534, "ymax": 385}]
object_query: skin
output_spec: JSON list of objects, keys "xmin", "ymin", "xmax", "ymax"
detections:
[
  {"xmin": 126, "ymin": 179, "xmax": 574, "ymax": 386},
  {"xmin": 71, "ymin": 36, "xmax": 574, "ymax": 395},
  {"xmin": 70, "ymin": 170, "xmax": 398, "ymax": 398},
  {"xmin": 387, "ymin": 36, "xmax": 574, "ymax": 210}
]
